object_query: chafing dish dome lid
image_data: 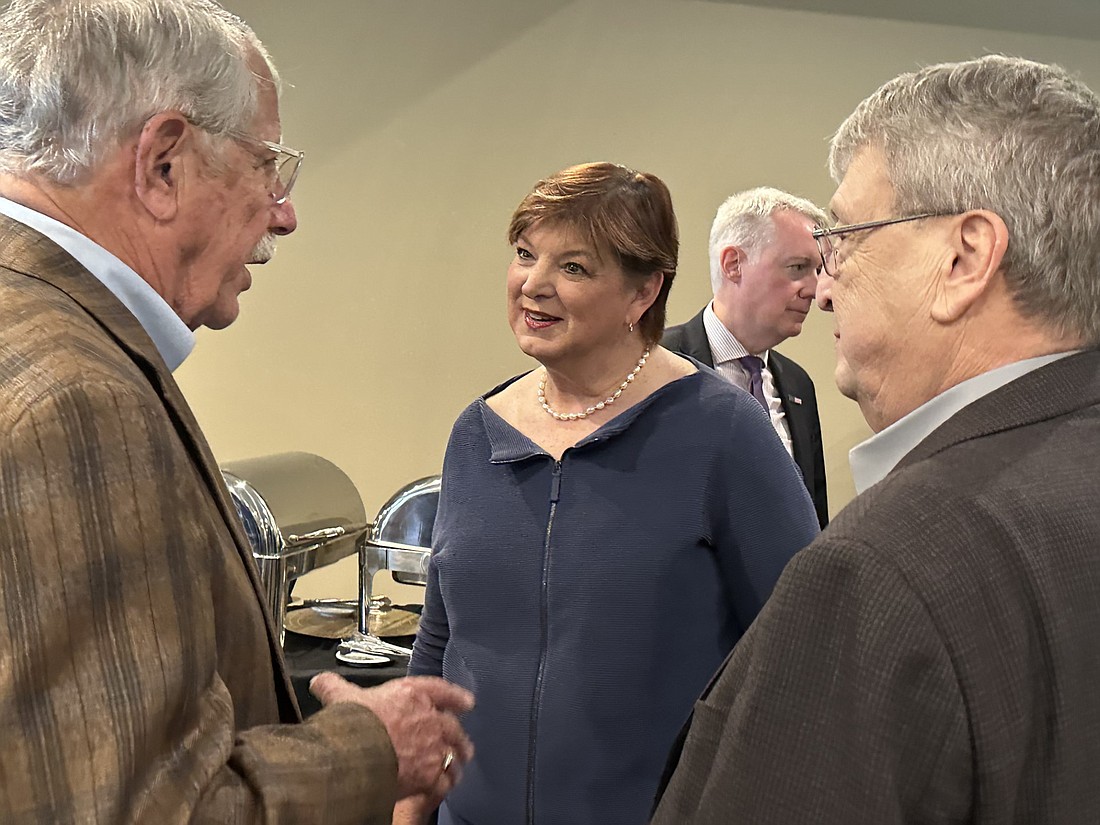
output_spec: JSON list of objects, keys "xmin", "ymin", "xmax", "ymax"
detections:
[
  {"xmin": 371, "ymin": 475, "xmax": 440, "ymax": 585},
  {"xmin": 222, "ymin": 451, "xmax": 367, "ymax": 563},
  {"xmin": 371, "ymin": 475, "xmax": 440, "ymax": 549}
]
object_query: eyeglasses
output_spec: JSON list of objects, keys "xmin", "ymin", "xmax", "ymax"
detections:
[
  {"xmin": 811, "ymin": 213, "xmax": 944, "ymax": 276},
  {"xmin": 185, "ymin": 116, "xmax": 304, "ymax": 204},
  {"xmin": 225, "ymin": 130, "xmax": 304, "ymax": 205}
]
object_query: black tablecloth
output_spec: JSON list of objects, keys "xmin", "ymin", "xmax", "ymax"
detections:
[{"xmin": 283, "ymin": 630, "xmax": 414, "ymax": 717}]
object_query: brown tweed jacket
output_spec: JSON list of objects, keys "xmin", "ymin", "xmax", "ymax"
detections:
[
  {"xmin": 0, "ymin": 216, "xmax": 398, "ymax": 823},
  {"xmin": 652, "ymin": 349, "xmax": 1100, "ymax": 824}
]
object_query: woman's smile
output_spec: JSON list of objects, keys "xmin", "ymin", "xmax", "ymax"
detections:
[{"xmin": 523, "ymin": 309, "xmax": 561, "ymax": 329}]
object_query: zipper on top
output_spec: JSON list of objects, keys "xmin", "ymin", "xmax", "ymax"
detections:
[{"xmin": 525, "ymin": 458, "xmax": 562, "ymax": 824}]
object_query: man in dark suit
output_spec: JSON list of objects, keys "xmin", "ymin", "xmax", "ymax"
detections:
[
  {"xmin": 652, "ymin": 55, "xmax": 1100, "ymax": 824},
  {"xmin": 663, "ymin": 188, "xmax": 829, "ymax": 526},
  {"xmin": 0, "ymin": 2, "xmax": 471, "ymax": 822}
]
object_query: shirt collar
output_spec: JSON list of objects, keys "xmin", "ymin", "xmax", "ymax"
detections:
[
  {"xmin": 702, "ymin": 301, "xmax": 769, "ymax": 367},
  {"xmin": 850, "ymin": 351, "xmax": 1077, "ymax": 493},
  {"xmin": 480, "ymin": 371, "xmax": 705, "ymax": 462},
  {"xmin": 0, "ymin": 196, "xmax": 195, "ymax": 371}
]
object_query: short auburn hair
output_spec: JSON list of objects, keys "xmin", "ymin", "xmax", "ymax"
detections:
[{"xmin": 507, "ymin": 162, "xmax": 679, "ymax": 344}]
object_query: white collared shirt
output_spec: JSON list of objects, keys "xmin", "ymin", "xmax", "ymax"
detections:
[
  {"xmin": 849, "ymin": 351, "xmax": 1077, "ymax": 493},
  {"xmin": 0, "ymin": 196, "xmax": 194, "ymax": 371},
  {"xmin": 703, "ymin": 302, "xmax": 794, "ymax": 456}
]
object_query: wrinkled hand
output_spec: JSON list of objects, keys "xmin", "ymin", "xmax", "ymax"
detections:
[
  {"xmin": 391, "ymin": 795, "xmax": 435, "ymax": 825},
  {"xmin": 311, "ymin": 672, "xmax": 475, "ymax": 802}
]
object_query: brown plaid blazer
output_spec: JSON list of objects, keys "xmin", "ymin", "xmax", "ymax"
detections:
[
  {"xmin": 653, "ymin": 349, "xmax": 1100, "ymax": 824},
  {"xmin": 0, "ymin": 216, "xmax": 398, "ymax": 823}
]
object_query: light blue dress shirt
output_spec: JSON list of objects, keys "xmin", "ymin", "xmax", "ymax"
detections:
[
  {"xmin": 0, "ymin": 196, "xmax": 194, "ymax": 371},
  {"xmin": 850, "ymin": 351, "xmax": 1077, "ymax": 493}
]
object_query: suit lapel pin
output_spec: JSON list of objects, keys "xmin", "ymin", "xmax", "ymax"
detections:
[{"xmin": 788, "ymin": 395, "xmax": 803, "ymax": 405}]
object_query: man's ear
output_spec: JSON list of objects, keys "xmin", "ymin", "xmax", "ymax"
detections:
[
  {"xmin": 931, "ymin": 210, "xmax": 1009, "ymax": 324},
  {"xmin": 133, "ymin": 112, "xmax": 189, "ymax": 221},
  {"xmin": 720, "ymin": 245, "xmax": 744, "ymax": 284}
]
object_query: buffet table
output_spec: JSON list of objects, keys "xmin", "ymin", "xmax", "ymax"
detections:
[{"xmin": 283, "ymin": 628, "xmax": 416, "ymax": 716}]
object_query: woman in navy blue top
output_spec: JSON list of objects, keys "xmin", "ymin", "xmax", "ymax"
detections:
[{"xmin": 402, "ymin": 162, "xmax": 819, "ymax": 825}]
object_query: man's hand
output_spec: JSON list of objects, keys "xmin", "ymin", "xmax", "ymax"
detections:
[
  {"xmin": 310, "ymin": 672, "xmax": 474, "ymax": 803},
  {"xmin": 391, "ymin": 795, "xmax": 435, "ymax": 825}
]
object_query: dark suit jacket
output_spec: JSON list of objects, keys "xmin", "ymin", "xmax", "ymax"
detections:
[
  {"xmin": 0, "ymin": 216, "xmax": 398, "ymax": 823},
  {"xmin": 663, "ymin": 309, "xmax": 828, "ymax": 527},
  {"xmin": 652, "ymin": 349, "xmax": 1100, "ymax": 824}
]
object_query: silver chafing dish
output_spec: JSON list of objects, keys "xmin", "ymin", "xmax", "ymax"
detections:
[
  {"xmin": 221, "ymin": 451, "xmax": 439, "ymax": 659},
  {"xmin": 365, "ymin": 475, "xmax": 439, "ymax": 587}
]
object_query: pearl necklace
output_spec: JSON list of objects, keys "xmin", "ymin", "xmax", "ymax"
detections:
[{"xmin": 537, "ymin": 349, "xmax": 650, "ymax": 421}]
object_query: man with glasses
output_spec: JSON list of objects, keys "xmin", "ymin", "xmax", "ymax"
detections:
[
  {"xmin": 653, "ymin": 54, "xmax": 1100, "ymax": 824},
  {"xmin": 663, "ymin": 187, "xmax": 830, "ymax": 527},
  {"xmin": 0, "ymin": 2, "xmax": 471, "ymax": 823}
]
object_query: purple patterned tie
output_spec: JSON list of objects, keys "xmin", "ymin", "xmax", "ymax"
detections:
[{"xmin": 736, "ymin": 355, "xmax": 769, "ymax": 412}]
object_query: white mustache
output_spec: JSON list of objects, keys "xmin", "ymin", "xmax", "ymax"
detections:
[{"xmin": 249, "ymin": 234, "xmax": 278, "ymax": 264}]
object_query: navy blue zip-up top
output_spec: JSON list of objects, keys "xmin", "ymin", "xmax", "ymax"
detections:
[{"xmin": 409, "ymin": 368, "xmax": 820, "ymax": 825}]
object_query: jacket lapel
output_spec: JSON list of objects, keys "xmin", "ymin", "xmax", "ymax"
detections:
[
  {"xmin": 898, "ymin": 349, "xmax": 1100, "ymax": 472},
  {"xmin": 681, "ymin": 311, "xmax": 716, "ymax": 367},
  {"xmin": 769, "ymin": 353, "xmax": 810, "ymax": 479}
]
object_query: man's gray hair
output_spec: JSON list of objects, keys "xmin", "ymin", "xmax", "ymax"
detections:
[
  {"xmin": 0, "ymin": 0, "xmax": 277, "ymax": 184},
  {"xmin": 708, "ymin": 187, "xmax": 827, "ymax": 294},
  {"xmin": 830, "ymin": 54, "xmax": 1100, "ymax": 344}
]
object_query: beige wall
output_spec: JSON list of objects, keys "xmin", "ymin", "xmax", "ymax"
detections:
[{"xmin": 192, "ymin": 0, "xmax": 1100, "ymax": 601}]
